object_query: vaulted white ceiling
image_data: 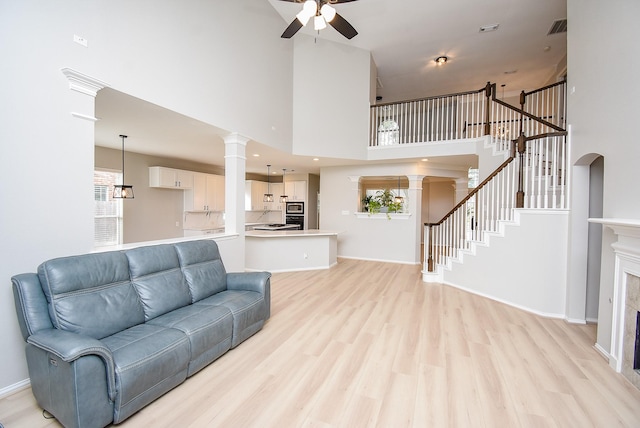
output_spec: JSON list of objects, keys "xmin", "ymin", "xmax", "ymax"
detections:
[{"xmin": 96, "ymin": 0, "xmax": 566, "ymax": 175}]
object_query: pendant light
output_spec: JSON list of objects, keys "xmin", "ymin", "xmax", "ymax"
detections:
[
  {"xmin": 263, "ymin": 164, "xmax": 274, "ymax": 202},
  {"xmin": 113, "ymin": 134, "xmax": 134, "ymax": 199},
  {"xmin": 394, "ymin": 176, "xmax": 403, "ymax": 204},
  {"xmin": 280, "ymin": 168, "xmax": 288, "ymax": 203}
]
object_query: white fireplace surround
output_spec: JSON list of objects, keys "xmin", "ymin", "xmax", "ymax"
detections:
[{"xmin": 589, "ymin": 218, "xmax": 640, "ymax": 374}]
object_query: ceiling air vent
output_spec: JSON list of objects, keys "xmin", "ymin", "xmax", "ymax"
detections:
[{"xmin": 548, "ymin": 19, "xmax": 567, "ymax": 35}]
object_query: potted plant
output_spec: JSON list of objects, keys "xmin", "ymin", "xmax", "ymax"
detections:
[
  {"xmin": 375, "ymin": 189, "xmax": 395, "ymax": 213},
  {"xmin": 361, "ymin": 194, "xmax": 374, "ymax": 212}
]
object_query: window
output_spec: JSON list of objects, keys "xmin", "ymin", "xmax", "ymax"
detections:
[
  {"xmin": 468, "ymin": 168, "xmax": 479, "ymax": 188},
  {"xmin": 377, "ymin": 119, "xmax": 400, "ymax": 146},
  {"xmin": 359, "ymin": 176, "xmax": 408, "ymax": 213},
  {"xmin": 94, "ymin": 170, "xmax": 123, "ymax": 247}
]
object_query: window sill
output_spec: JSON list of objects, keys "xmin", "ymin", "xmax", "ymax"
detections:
[{"xmin": 355, "ymin": 212, "xmax": 412, "ymax": 220}]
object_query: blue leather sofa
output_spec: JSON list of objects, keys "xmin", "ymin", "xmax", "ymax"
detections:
[{"xmin": 11, "ymin": 239, "xmax": 271, "ymax": 428}]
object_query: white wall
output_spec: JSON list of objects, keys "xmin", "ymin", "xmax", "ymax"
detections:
[
  {"xmin": 320, "ymin": 162, "xmax": 464, "ymax": 264},
  {"xmin": 292, "ymin": 36, "xmax": 371, "ymax": 160},
  {"xmin": 443, "ymin": 210, "xmax": 570, "ymax": 318},
  {"xmin": 566, "ymin": 0, "xmax": 640, "ymax": 353},
  {"xmin": 0, "ymin": 0, "xmax": 292, "ymax": 392}
]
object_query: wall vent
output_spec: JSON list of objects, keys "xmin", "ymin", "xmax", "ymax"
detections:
[{"xmin": 548, "ymin": 19, "xmax": 567, "ymax": 35}]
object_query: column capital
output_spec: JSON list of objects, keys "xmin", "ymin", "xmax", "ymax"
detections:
[
  {"xmin": 61, "ymin": 68, "xmax": 109, "ymax": 97},
  {"xmin": 223, "ymin": 132, "xmax": 250, "ymax": 146}
]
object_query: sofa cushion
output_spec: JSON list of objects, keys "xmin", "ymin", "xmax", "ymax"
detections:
[
  {"xmin": 125, "ymin": 245, "xmax": 192, "ymax": 321},
  {"xmin": 174, "ymin": 240, "xmax": 227, "ymax": 302},
  {"xmin": 101, "ymin": 323, "xmax": 190, "ymax": 423},
  {"xmin": 37, "ymin": 251, "xmax": 144, "ymax": 339},
  {"xmin": 148, "ymin": 304, "xmax": 233, "ymax": 376},
  {"xmin": 195, "ymin": 290, "xmax": 268, "ymax": 348}
]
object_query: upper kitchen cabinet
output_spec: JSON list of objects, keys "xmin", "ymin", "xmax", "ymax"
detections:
[
  {"xmin": 185, "ymin": 173, "xmax": 224, "ymax": 212},
  {"xmin": 284, "ymin": 180, "xmax": 307, "ymax": 202},
  {"xmin": 270, "ymin": 183, "xmax": 284, "ymax": 211},
  {"xmin": 149, "ymin": 166, "xmax": 194, "ymax": 189},
  {"xmin": 245, "ymin": 180, "xmax": 268, "ymax": 211}
]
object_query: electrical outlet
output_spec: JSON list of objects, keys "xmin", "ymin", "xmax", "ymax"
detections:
[
  {"xmin": 73, "ymin": 34, "xmax": 88, "ymax": 47},
  {"xmin": 303, "ymin": 253, "xmax": 308, "ymax": 259},
  {"xmin": 175, "ymin": 221, "xmax": 180, "ymax": 227}
]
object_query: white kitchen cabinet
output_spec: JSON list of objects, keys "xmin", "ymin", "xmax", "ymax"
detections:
[
  {"xmin": 284, "ymin": 180, "xmax": 307, "ymax": 202},
  {"xmin": 270, "ymin": 183, "xmax": 284, "ymax": 211},
  {"xmin": 246, "ymin": 181, "xmax": 287, "ymax": 211},
  {"xmin": 185, "ymin": 173, "xmax": 224, "ymax": 211},
  {"xmin": 149, "ymin": 167, "xmax": 194, "ymax": 189},
  {"xmin": 245, "ymin": 180, "xmax": 268, "ymax": 211}
]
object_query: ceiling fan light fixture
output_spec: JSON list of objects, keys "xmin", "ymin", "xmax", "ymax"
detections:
[
  {"xmin": 320, "ymin": 4, "xmax": 336, "ymax": 22},
  {"xmin": 296, "ymin": 0, "xmax": 317, "ymax": 25},
  {"xmin": 314, "ymin": 15, "xmax": 327, "ymax": 31},
  {"xmin": 434, "ymin": 55, "xmax": 448, "ymax": 65}
]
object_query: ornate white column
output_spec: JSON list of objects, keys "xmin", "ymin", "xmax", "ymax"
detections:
[
  {"xmin": 408, "ymin": 175, "xmax": 425, "ymax": 264},
  {"xmin": 224, "ymin": 133, "xmax": 249, "ymax": 235}
]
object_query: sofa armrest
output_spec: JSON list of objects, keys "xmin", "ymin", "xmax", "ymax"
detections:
[
  {"xmin": 27, "ymin": 329, "xmax": 117, "ymax": 401},
  {"xmin": 226, "ymin": 271, "xmax": 271, "ymax": 294},
  {"xmin": 227, "ymin": 272, "xmax": 271, "ymax": 319}
]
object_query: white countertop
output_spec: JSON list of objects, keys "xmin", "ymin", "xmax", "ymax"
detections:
[{"xmin": 246, "ymin": 229, "xmax": 341, "ymax": 238}]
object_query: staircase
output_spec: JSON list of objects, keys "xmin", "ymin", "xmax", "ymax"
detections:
[{"xmin": 429, "ymin": 82, "xmax": 567, "ymax": 314}]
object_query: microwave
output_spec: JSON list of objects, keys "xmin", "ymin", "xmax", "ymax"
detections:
[{"xmin": 286, "ymin": 201, "xmax": 304, "ymax": 215}]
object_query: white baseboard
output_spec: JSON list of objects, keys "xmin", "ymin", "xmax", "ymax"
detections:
[
  {"xmin": 0, "ymin": 378, "xmax": 30, "ymax": 399},
  {"xmin": 338, "ymin": 256, "xmax": 420, "ymax": 266}
]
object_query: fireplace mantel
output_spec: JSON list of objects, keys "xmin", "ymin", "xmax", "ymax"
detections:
[{"xmin": 589, "ymin": 218, "xmax": 640, "ymax": 376}]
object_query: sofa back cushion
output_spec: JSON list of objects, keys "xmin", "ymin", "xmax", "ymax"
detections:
[
  {"xmin": 38, "ymin": 251, "xmax": 144, "ymax": 339},
  {"xmin": 125, "ymin": 244, "xmax": 191, "ymax": 321},
  {"xmin": 174, "ymin": 240, "xmax": 227, "ymax": 302}
]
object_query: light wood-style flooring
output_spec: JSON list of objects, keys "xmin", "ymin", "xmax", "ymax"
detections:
[{"xmin": 2, "ymin": 258, "xmax": 640, "ymax": 427}]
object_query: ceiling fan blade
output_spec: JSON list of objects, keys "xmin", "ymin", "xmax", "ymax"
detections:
[
  {"xmin": 329, "ymin": 12, "xmax": 358, "ymax": 39},
  {"xmin": 281, "ymin": 18, "xmax": 303, "ymax": 38}
]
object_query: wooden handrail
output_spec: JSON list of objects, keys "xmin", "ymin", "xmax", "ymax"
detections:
[
  {"xmin": 523, "ymin": 79, "xmax": 566, "ymax": 97},
  {"xmin": 372, "ymin": 85, "xmax": 486, "ymax": 108},
  {"xmin": 425, "ymin": 153, "xmax": 516, "ymax": 227},
  {"xmin": 491, "ymin": 92, "xmax": 565, "ymax": 133}
]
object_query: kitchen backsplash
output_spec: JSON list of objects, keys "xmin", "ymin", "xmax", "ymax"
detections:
[
  {"xmin": 245, "ymin": 210, "xmax": 283, "ymax": 224},
  {"xmin": 183, "ymin": 211, "xmax": 225, "ymax": 230},
  {"xmin": 183, "ymin": 210, "xmax": 283, "ymax": 230}
]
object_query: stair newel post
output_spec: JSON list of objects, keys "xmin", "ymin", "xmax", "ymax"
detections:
[
  {"xmin": 484, "ymin": 82, "xmax": 492, "ymax": 136},
  {"xmin": 516, "ymin": 133, "xmax": 526, "ymax": 208},
  {"xmin": 519, "ymin": 90, "xmax": 526, "ymax": 136},
  {"xmin": 427, "ymin": 223, "xmax": 434, "ymax": 272}
]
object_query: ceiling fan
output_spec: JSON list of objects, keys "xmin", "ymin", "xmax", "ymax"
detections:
[{"xmin": 279, "ymin": 0, "xmax": 359, "ymax": 40}]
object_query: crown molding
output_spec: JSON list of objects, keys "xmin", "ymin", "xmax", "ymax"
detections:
[{"xmin": 60, "ymin": 68, "xmax": 109, "ymax": 97}]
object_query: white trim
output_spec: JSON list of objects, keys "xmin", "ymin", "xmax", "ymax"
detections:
[
  {"xmin": 338, "ymin": 255, "xmax": 421, "ymax": 266},
  {"xmin": 71, "ymin": 112, "xmax": 99, "ymax": 122},
  {"xmin": 589, "ymin": 218, "xmax": 640, "ymax": 373},
  {"xmin": 245, "ymin": 261, "xmax": 338, "ymax": 273},
  {"xmin": 60, "ymin": 67, "xmax": 109, "ymax": 97},
  {"xmin": 0, "ymin": 378, "xmax": 30, "ymax": 399},
  {"xmin": 354, "ymin": 212, "xmax": 412, "ymax": 220},
  {"xmin": 443, "ymin": 279, "xmax": 566, "ymax": 320}
]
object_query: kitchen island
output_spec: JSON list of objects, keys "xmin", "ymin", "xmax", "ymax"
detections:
[{"xmin": 245, "ymin": 229, "xmax": 340, "ymax": 272}]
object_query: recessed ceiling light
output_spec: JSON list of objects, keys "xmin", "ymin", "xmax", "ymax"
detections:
[
  {"xmin": 434, "ymin": 56, "xmax": 448, "ymax": 65},
  {"xmin": 479, "ymin": 24, "xmax": 499, "ymax": 33},
  {"xmin": 313, "ymin": 158, "xmax": 319, "ymax": 161},
  {"xmin": 253, "ymin": 153, "xmax": 260, "ymax": 157},
  {"xmin": 421, "ymin": 158, "xmax": 429, "ymax": 162}
]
